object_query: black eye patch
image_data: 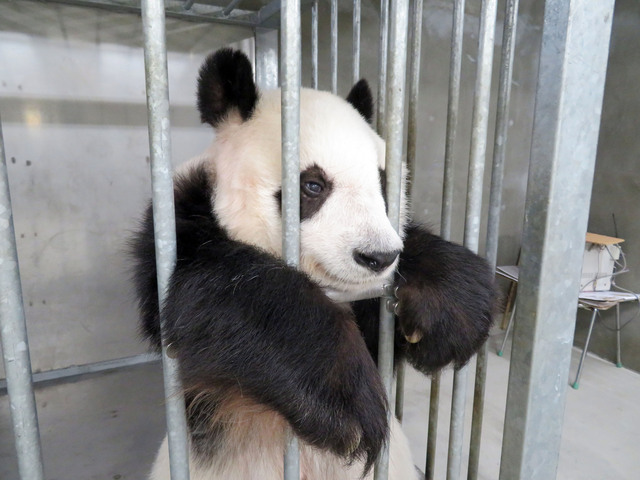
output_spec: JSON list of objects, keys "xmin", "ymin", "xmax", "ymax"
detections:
[{"xmin": 274, "ymin": 164, "xmax": 334, "ymax": 221}]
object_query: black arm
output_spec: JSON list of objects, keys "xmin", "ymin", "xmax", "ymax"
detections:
[
  {"xmin": 353, "ymin": 223, "xmax": 496, "ymax": 375},
  {"xmin": 130, "ymin": 165, "xmax": 387, "ymax": 471}
]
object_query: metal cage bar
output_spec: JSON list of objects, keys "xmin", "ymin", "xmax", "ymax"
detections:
[
  {"xmin": 140, "ymin": 1, "xmax": 191, "ymax": 479},
  {"xmin": 499, "ymin": 1, "xmax": 615, "ymax": 478},
  {"xmin": 374, "ymin": 0, "xmax": 410, "ymax": 478},
  {"xmin": 428, "ymin": 2, "xmax": 465, "ymax": 477},
  {"xmin": 311, "ymin": 0, "xmax": 318, "ymax": 89},
  {"xmin": 468, "ymin": 1, "xmax": 519, "ymax": 478},
  {"xmin": 352, "ymin": 0, "xmax": 361, "ymax": 83},
  {"xmin": 447, "ymin": 1, "xmax": 498, "ymax": 479},
  {"xmin": 376, "ymin": 0, "xmax": 389, "ymax": 136},
  {"xmin": 395, "ymin": 0, "xmax": 424, "ymax": 425},
  {"xmin": 0, "ymin": 114, "xmax": 45, "ymax": 480},
  {"xmin": 330, "ymin": 0, "xmax": 338, "ymax": 94},
  {"xmin": 281, "ymin": 0, "xmax": 302, "ymax": 478}
]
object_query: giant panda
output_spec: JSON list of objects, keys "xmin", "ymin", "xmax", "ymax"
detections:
[{"xmin": 131, "ymin": 48, "xmax": 495, "ymax": 480}]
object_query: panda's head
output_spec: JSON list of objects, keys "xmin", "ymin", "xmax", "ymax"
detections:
[{"xmin": 196, "ymin": 49, "xmax": 406, "ymax": 296}]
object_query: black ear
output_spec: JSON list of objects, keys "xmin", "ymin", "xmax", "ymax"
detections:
[
  {"xmin": 346, "ymin": 79, "xmax": 374, "ymax": 124},
  {"xmin": 197, "ymin": 48, "xmax": 258, "ymax": 127}
]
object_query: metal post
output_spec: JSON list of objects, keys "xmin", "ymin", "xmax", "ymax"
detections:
[
  {"xmin": 447, "ymin": 1, "xmax": 498, "ymax": 479},
  {"xmin": 395, "ymin": 0, "xmax": 424, "ymax": 426},
  {"xmin": 140, "ymin": 1, "xmax": 190, "ymax": 479},
  {"xmin": 429, "ymin": 3, "xmax": 465, "ymax": 477},
  {"xmin": 616, "ymin": 303, "xmax": 622, "ymax": 367},
  {"xmin": 311, "ymin": 0, "xmax": 318, "ymax": 89},
  {"xmin": 374, "ymin": 0, "xmax": 410, "ymax": 478},
  {"xmin": 440, "ymin": 0, "xmax": 466, "ymax": 239},
  {"xmin": 352, "ymin": 0, "xmax": 361, "ymax": 83},
  {"xmin": 0, "ymin": 114, "xmax": 45, "ymax": 480},
  {"xmin": 468, "ymin": 1, "xmax": 519, "ymax": 478},
  {"xmin": 571, "ymin": 309, "xmax": 597, "ymax": 390},
  {"xmin": 330, "ymin": 0, "xmax": 338, "ymax": 94},
  {"xmin": 281, "ymin": 0, "xmax": 301, "ymax": 478},
  {"xmin": 499, "ymin": 1, "xmax": 615, "ymax": 478},
  {"xmin": 376, "ymin": 0, "xmax": 389, "ymax": 135},
  {"xmin": 255, "ymin": 28, "xmax": 279, "ymax": 90}
]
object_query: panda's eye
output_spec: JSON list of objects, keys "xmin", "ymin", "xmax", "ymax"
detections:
[{"xmin": 303, "ymin": 181, "xmax": 324, "ymax": 197}]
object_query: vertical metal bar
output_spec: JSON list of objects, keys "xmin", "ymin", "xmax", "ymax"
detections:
[
  {"xmin": 255, "ymin": 28, "xmax": 279, "ymax": 90},
  {"xmin": 281, "ymin": 0, "xmax": 301, "ymax": 478},
  {"xmin": 406, "ymin": 0, "xmax": 424, "ymax": 195},
  {"xmin": 616, "ymin": 303, "xmax": 622, "ymax": 367},
  {"xmin": 352, "ymin": 0, "xmax": 361, "ymax": 83},
  {"xmin": 394, "ymin": 361, "xmax": 405, "ymax": 422},
  {"xmin": 571, "ymin": 309, "xmax": 597, "ymax": 390},
  {"xmin": 468, "ymin": 1, "xmax": 519, "ymax": 478},
  {"xmin": 425, "ymin": 374, "xmax": 440, "ymax": 480},
  {"xmin": 374, "ymin": 0, "xmax": 410, "ymax": 478},
  {"xmin": 0, "ymin": 114, "xmax": 45, "ymax": 480},
  {"xmin": 440, "ymin": 0, "xmax": 466, "ymax": 239},
  {"xmin": 430, "ymin": 3, "xmax": 465, "ymax": 476},
  {"xmin": 500, "ymin": 1, "xmax": 615, "ymax": 478},
  {"xmin": 376, "ymin": 0, "xmax": 389, "ymax": 135},
  {"xmin": 395, "ymin": 0, "xmax": 424, "ymax": 426},
  {"xmin": 140, "ymin": 1, "xmax": 191, "ymax": 479},
  {"xmin": 311, "ymin": 0, "xmax": 318, "ymax": 89},
  {"xmin": 448, "ymin": 1, "xmax": 498, "ymax": 479},
  {"xmin": 330, "ymin": 0, "xmax": 338, "ymax": 94}
]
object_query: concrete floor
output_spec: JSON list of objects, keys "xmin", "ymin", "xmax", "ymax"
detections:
[{"xmin": 2, "ymin": 332, "xmax": 639, "ymax": 480}]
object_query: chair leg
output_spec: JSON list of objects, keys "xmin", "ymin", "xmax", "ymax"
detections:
[
  {"xmin": 572, "ymin": 309, "xmax": 598, "ymax": 389},
  {"xmin": 497, "ymin": 303, "xmax": 516, "ymax": 357},
  {"xmin": 616, "ymin": 303, "xmax": 622, "ymax": 368}
]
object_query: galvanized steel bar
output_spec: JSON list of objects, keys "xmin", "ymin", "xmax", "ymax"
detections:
[
  {"xmin": 221, "ymin": 0, "xmax": 243, "ymax": 16},
  {"xmin": 406, "ymin": 0, "xmax": 424, "ymax": 192},
  {"xmin": 0, "ymin": 353, "xmax": 159, "ymax": 393},
  {"xmin": 352, "ymin": 0, "xmax": 361, "ymax": 83},
  {"xmin": 440, "ymin": 0, "xmax": 465, "ymax": 239},
  {"xmin": 281, "ymin": 0, "xmax": 301, "ymax": 477},
  {"xmin": 500, "ymin": 2, "xmax": 614, "ymax": 478},
  {"xmin": 394, "ymin": 360, "xmax": 405, "ymax": 422},
  {"xmin": 255, "ymin": 28, "xmax": 279, "ymax": 90},
  {"xmin": 448, "ymin": 1, "xmax": 498, "ymax": 479},
  {"xmin": 425, "ymin": 373, "xmax": 440, "ymax": 480},
  {"xmin": 376, "ymin": 0, "xmax": 389, "ymax": 135},
  {"xmin": 468, "ymin": 1, "xmax": 519, "ymax": 478},
  {"xmin": 311, "ymin": 0, "xmax": 318, "ymax": 89},
  {"xmin": 141, "ymin": 1, "xmax": 190, "ymax": 479},
  {"xmin": 374, "ymin": 0, "xmax": 410, "ymax": 478},
  {"xmin": 330, "ymin": 0, "xmax": 338, "ymax": 94},
  {"xmin": 395, "ymin": 0, "xmax": 424, "ymax": 426},
  {"xmin": 0, "ymin": 114, "xmax": 45, "ymax": 480}
]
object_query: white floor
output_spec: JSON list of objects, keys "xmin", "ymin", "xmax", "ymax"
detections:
[
  {"xmin": 401, "ymin": 332, "xmax": 640, "ymax": 480},
  {"xmin": 1, "ymin": 332, "xmax": 639, "ymax": 479}
]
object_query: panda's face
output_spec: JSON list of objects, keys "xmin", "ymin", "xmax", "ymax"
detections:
[
  {"xmin": 196, "ymin": 49, "xmax": 405, "ymax": 296},
  {"xmin": 209, "ymin": 88, "xmax": 405, "ymax": 295}
]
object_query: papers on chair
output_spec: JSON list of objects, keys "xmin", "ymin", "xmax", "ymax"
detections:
[{"xmin": 579, "ymin": 291, "xmax": 638, "ymax": 302}]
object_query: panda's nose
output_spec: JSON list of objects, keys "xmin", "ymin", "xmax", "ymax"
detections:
[{"xmin": 353, "ymin": 250, "xmax": 400, "ymax": 273}]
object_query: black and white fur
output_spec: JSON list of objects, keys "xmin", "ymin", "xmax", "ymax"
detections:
[{"xmin": 131, "ymin": 49, "xmax": 495, "ymax": 480}]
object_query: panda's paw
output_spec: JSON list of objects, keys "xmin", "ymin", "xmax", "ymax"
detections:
[{"xmin": 394, "ymin": 230, "xmax": 496, "ymax": 373}]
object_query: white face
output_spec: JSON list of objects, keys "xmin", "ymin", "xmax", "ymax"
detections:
[{"xmin": 208, "ymin": 88, "xmax": 406, "ymax": 295}]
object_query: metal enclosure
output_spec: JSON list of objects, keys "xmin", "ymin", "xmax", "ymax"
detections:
[{"xmin": 0, "ymin": 1, "xmax": 616, "ymax": 479}]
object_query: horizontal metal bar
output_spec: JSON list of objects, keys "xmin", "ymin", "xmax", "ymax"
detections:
[
  {"xmin": 0, "ymin": 354, "xmax": 160, "ymax": 393},
  {"xmin": 25, "ymin": 0, "xmax": 267, "ymax": 27}
]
